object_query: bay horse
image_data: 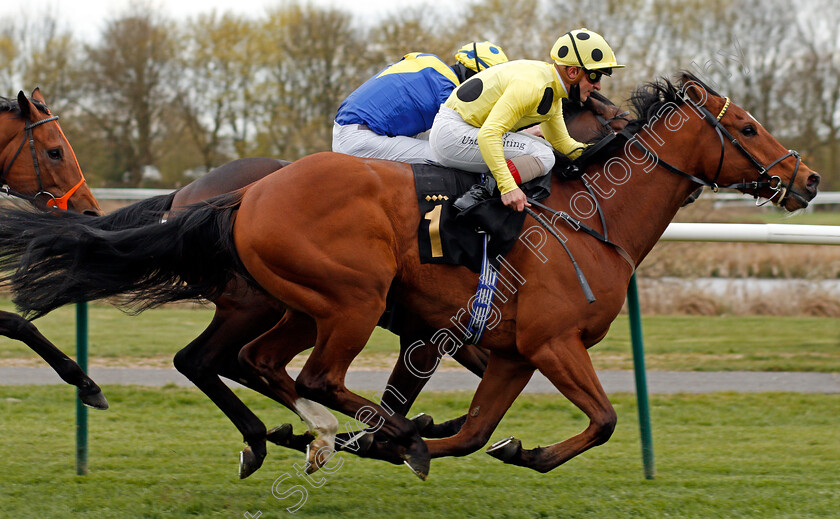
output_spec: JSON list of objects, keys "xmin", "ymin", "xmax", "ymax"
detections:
[
  {"xmin": 0, "ymin": 72, "xmax": 818, "ymax": 479},
  {"xmin": 124, "ymin": 93, "xmax": 632, "ymax": 477},
  {"xmin": 0, "ymin": 89, "xmax": 106, "ymax": 409},
  {"xmin": 1, "ymin": 92, "xmax": 629, "ymax": 477}
]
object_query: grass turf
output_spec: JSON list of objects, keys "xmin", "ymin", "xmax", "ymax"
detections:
[{"xmin": 1, "ymin": 386, "xmax": 838, "ymax": 518}]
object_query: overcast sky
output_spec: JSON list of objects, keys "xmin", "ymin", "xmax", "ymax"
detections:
[{"xmin": 18, "ymin": 0, "xmax": 431, "ymax": 41}]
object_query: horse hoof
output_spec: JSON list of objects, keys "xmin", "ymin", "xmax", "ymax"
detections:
[
  {"xmin": 266, "ymin": 424, "xmax": 293, "ymax": 445},
  {"xmin": 239, "ymin": 445, "xmax": 264, "ymax": 479},
  {"xmin": 79, "ymin": 389, "xmax": 109, "ymax": 410},
  {"xmin": 410, "ymin": 413, "xmax": 434, "ymax": 433},
  {"xmin": 402, "ymin": 456, "xmax": 430, "ymax": 481},
  {"xmin": 305, "ymin": 437, "xmax": 335, "ymax": 474},
  {"xmin": 486, "ymin": 436, "xmax": 521, "ymax": 462},
  {"xmin": 401, "ymin": 444, "xmax": 430, "ymax": 481}
]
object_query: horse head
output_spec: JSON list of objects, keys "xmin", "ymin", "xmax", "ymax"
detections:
[
  {"xmin": 663, "ymin": 73, "xmax": 819, "ymax": 211},
  {"xmin": 564, "ymin": 91, "xmax": 629, "ymax": 143},
  {"xmin": 1, "ymin": 89, "xmax": 102, "ymax": 215}
]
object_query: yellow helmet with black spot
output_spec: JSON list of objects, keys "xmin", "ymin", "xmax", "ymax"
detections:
[
  {"xmin": 550, "ymin": 28, "xmax": 623, "ymax": 74},
  {"xmin": 455, "ymin": 41, "xmax": 509, "ymax": 73}
]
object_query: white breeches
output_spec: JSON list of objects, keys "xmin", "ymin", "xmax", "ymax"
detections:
[
  {"xmin": 332, "ymin": 122, "xmax": 436, "ymax": 163},
  {"xmin": 428, "ymin": 107, "xmax": 555, "ymax": 174}
]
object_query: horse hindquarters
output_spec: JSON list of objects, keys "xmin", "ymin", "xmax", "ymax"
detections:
[{"xmin": 232, "ymin": 155, "xmax": 431, "ymax": 477}]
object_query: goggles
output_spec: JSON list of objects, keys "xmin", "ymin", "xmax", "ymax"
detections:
[{"xmin": 584, "ymin": 68, "xmax": 612, "ymax": 83}]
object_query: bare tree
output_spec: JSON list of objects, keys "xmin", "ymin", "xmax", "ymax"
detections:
[
  {"xmin": 794, "ymin": 0, "xmax": 840, "ymax": 187},
  {"xmin": 0, "ymin": 12, "xmax": 80, "ymax": 107},
  {"xmin": 255, "ymin": 3, "xmax": 369, "ymax": 159},
  {"xmin": 175, "ymin": 11, "xmax": 261, "ymax": 169},
  {"xmin": 78, "ymin": 9, "xmax": 177, "ymax": 186}
]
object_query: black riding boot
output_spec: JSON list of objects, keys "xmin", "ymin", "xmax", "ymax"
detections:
[{"xmin": 453, "ymin": 175, "xmax": 497, "ymax": 213}]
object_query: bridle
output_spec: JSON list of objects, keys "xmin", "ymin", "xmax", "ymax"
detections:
[
  {"xmin": 624, "ymin": 89, "xmax": 801, "ymax": 207},
  {"xmin": 595, "ymin": 108, "xmax": 630, "ymax": 134},
  {"xmin": 525, "ymin": 85, "xmax": 803, "ymax": 303},
  {"xmin": 0, "ymin": 114, "xmax": 87, "ymax": 211}
]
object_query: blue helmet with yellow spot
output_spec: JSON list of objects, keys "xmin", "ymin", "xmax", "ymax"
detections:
[{"xmin": 455, "ymin": 41, "xmax": 508, "ymax": 73}]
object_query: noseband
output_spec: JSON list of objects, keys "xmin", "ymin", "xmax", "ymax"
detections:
[
  {"xmin": 624, "ymin": 92, "xmax": 801, "ymax": 206},
  {"xmin": 0, "ymin": 114, "xmax": 87, "ymax": 211}
]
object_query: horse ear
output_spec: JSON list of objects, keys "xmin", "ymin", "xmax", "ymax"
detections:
[
  {"xmin": 30, "ymin": 87, "xmax": 51, "ymax": 114},
  {"xmin": 31, "ymin": 87, "xmax": 46, "ymax": 104},
  {"xmin": 680, "ymin": 77, "xmax": 709, "ymax": 108},
  {"xmin": 17, "ymin": 91, "xmax": 32, "ymax": 120}
]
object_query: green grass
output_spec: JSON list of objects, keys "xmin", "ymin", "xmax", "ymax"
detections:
[
  {"xmin": 0, "ymin": 386, "xmax": 838, "ymax": 518},
  {"xmin": 1, "ymin": 298, "xmax": 838, "ymax": 371},
  {"xmin": 591, "ymin": 315, "xmax": 840, "ymax": 372},
  {"xmin": 0, "ymin": 300, "xmax": 216, "ymax": 360}
]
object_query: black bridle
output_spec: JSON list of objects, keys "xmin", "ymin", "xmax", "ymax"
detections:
[
  {"xmin": 0, "ymin": 114, "xmax": 67, "ymax": 210},
  {"xmin": 624, "ymin": 91, "xmax": 801, "ymax": 206},
  {"xmin": 525, "ymin": 87, "xmax": 803, "ymax": 304}
]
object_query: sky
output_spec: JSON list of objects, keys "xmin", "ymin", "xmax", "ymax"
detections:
[{"xmin": 18, "ymin": 0, "xmax": 430, "ymax": 41}]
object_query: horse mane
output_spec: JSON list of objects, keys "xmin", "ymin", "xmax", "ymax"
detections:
[
  {"xmin": 0, "ymin": 96, "xmax": 50, "ymax": 117},
  {"xmin": 626, "ymin": 71, "xmax": 721, "ymax": 131},
  {"xmin": 585, "ymin": 71, "xmax": 722, "ymax": 160}
]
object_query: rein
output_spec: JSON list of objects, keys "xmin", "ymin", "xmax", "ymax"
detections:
[
  {"xmin": 595, "ymin": 110, "xmax": 630, "ymax": 131},
  {"xmin": 0, "ymin": 114, "xmax": 86, "ymax": 211}
]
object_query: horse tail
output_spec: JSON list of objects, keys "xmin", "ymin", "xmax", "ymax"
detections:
[
  {"xmin": 94, "ymin": 191, "xmax": 177, "ymax": 231},
  {"xmin": 0, "ymin": 191, "xmax": 247, "ymax": 319}
]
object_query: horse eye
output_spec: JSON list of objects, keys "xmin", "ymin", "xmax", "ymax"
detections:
[
  {"xmin": 741, "ymin": 125, "xmax": 757, "ymax": 137},
  {"xmin": 47, "ymin": 148, "xmax": 63, "ymax": 160}
]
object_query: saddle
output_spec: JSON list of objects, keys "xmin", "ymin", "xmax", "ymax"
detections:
[{"xmin": 413, "ymin": 163, "xmax": 550, "ymax": 273}]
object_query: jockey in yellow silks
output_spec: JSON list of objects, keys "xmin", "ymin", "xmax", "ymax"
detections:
[
  {"xmin": 332, "ymin": 41, "xmax": 508, "ymax": 163},
  {"xmin": 429, "ymin": 29, "xmax": 623, "ymax": 212}
]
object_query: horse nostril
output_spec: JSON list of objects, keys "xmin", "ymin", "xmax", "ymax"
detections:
[
  {"xmin": 807, "ymin": 173, "xmax": 821, "ymax": 189},
  {"xmin": 83, "ymin": 209, "xmax": 103, "ymax": 217}
]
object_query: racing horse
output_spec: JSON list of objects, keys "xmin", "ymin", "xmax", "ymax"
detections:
[
  {"xmin": 0, "ymin": 72, "xmax": 819, "ymax": 479},
  {"xmin": 0, "ymin": 89, "xmax": 106, "ymax": 409},
  {"xmin": 122, "ymin": 93, "xmax": 633, "ymax": 477},
  {"xmin": 1, "ymin": 91, "xmax": 629, "ymax": 476}
]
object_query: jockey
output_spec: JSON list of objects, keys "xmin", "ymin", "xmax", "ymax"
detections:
[
  {"xmin": 332, "ymin": 41, "xmax": 508, "ymax": 163},
  {"xmin": 429, "ymin": 28, "xmax": 623, "ymax": 212}
]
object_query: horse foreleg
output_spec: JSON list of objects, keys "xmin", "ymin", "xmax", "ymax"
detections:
[
  {"xmin": 421, "ymin": 352, "xmax": 533, "ymax": 460},
  {"xmin": 0, "ymin": 310, "xmax": 107, "ymax": 409},
  {"xmin": 487, "ymin": 336, "xmax": 616, "ymax": 473},
  {"xmin": 416, "ymin": 344, "xmax": 491, "ymax": 438}
]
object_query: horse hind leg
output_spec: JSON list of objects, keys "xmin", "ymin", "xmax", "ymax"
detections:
[
  {"xmin": 487, "ymin": 336, "xmax": 617, "ymax": 473},
  {"xmin": 238, "ymin": 310, "xmax": 341, "ymax": 475},
  {"xmin": 0, "ymin": 310, "xmax": 108, "ymax": 409},
  {"xmin": 172, "ymin": 296, "xmax": 283, "ymax": 479},
  {"xmin": 295, "ymin": 309, "xmax": 432, "ymax": 479}
]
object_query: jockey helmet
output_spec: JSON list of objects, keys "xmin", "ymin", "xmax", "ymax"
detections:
[
  {"xmin": 550, "ymin": 29, "xmax": 623, "ymax": 74},
  {"xmin": 455, "ymin": 41, "xmax": 509, "ymax": 73}
]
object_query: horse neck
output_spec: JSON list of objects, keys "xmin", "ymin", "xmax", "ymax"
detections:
[
  {"xmin": 0, "ymin": 113, "xmax": 20, "ymax": 166},
  {"xmin": 554, "ymin": 115, "xmax": 708, "ymax": 264}
]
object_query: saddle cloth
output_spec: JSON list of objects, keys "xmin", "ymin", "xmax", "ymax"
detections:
[{"xmin": 413, "ymin": 163, "xmax": 550, "ymax": 273}]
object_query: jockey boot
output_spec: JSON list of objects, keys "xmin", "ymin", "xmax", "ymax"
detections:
[{"xmin": 453, "ymin": 175, "xmax": 497, "ymax": 213}]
